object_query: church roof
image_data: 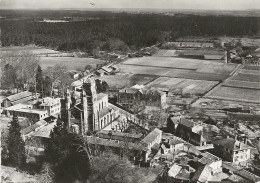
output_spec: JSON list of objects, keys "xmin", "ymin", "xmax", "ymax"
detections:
[
  {"xmin": 97, "ymin": 93, "xmax": 107, "ymax": 101},
  {"xmin": 99, "ymin": 107, "xmax": 112, "ymax": 118}
]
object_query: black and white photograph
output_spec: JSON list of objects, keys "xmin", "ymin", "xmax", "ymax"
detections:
[{"xmin": 0, "ymin": 0, "xmax": 260, "ymax": 182}]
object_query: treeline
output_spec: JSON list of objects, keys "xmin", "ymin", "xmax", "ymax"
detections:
[{"xmin": 1, "ymin": 13, "xmax": 260, "ymax": 52}]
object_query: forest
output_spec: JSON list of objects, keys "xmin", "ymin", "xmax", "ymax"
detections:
[{"xmin": 1, "ymin": 10, "xmax": 260, "ymax": 52}]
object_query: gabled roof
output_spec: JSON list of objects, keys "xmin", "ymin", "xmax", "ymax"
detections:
[
  {"xmin": 169, "ymin": 139, "xmax": 184, "ymax": 145},
  {"xmin": 213, "ymin": 138, "xmax": 251, "ymax": 151},
  {"xmin": 21, "ymin": 120, "xmax": 47, "ymax": 135},
  {"xmin": 168, "ymin": 164, "xmax": 182, "ymax": 177},
  {"xmin": 6, "ymin": 91, "xmax": 33, "ymax": 102},
  {"xmin": 141, "ymin": 128, "xmax": 162, "ymax": 146},
  {"xmin": 30, "ymin": 122, "xmax": 56, "ymax": 138},
  {"xmin": 101, "ymin": 66, "xmax": 113, "ymax": 73},
  {"xmin": 98, "ymin": 130, "xmax": 142, "ymax": 139},
  {"xmin": 179, "ymin": 119, "xmax": 194, "ymax": 128}
]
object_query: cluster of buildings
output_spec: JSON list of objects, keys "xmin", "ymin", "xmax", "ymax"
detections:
[{"xmin": 118, "ymin": 84, "xmax": 167, "ymax": 110}]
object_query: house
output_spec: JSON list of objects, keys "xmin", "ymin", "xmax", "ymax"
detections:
[
  {"xmin": 85, "ymin": 128, "xmax": 162, "ymax": 162},
  {"xmin": 212, "ymin": 138, "xmax": 251, "ymax": 166},
  {"xmin": 37, "ymin": 97, "xmax": 61, "ymax": 116},
  {"xmin": 97, "ymin": 130, "xmax": 143, "ymax": 143},
  {"xmin": 4, "ymin": 97, "xmax": 61, "ymax": 121},
  {"xmin": 2, "ymin": 91, "xmax": 37, "ymax": 107},
  {"xmin": 118, "ymin": 87, "xmax": 167, "ymax": 109},
  {"xmin": 175, "ymin": 119, "xmax": 207, "ymax": 146},
  {"xmin": 118, "ymin": 87, "xmax": 142, "ymax": 106},
  {"xmin": 101, "ymin": 66, "xmax": 113, "ymax": 74},
  {"xmin": 4, "ymin": 104, "xmax": 48, "ymax": 121},
  {"xmin": 68, "ymin": 70, "xmax": 81, "ymax": 79},
  {"xmin": 25, "ymin": 121, "xmax": 57, "ymax": 156},
  {"xmin": 139, "ymin": 128, "xmax": 162, "ymax": 161},
  {"xmin": 95, "ymin": 69, "xmax": 106, "ymax": 77}
]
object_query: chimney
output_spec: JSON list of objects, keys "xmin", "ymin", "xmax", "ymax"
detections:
[{"xmin": 235, "ymin": 135, "xmax": 238, "ymax": 141}]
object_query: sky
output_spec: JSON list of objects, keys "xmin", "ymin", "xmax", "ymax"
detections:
[{"xmin": 0, "ymin": 0, "xmax": 259, "ymax": 10}]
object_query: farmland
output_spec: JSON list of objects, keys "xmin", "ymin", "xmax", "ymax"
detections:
[
  {"xmin": 145, "ymin": 77, "xmax": 219, "ymax": 95},
  {"xmin": 120, "ymin": 57, "xmax": 238, "ymax": 75},
  {"xmin": 153, "ymin": 50, "xmax": 177, "ymax": 57},
  {"xmin": 0, "ymin": 45, "xmax": 61, "ymax": 55},
  {"xmin": 222, "ymin": 80, "xmax": 260, "ymax": 90},
  {"xmin": 39, "ymin": 57, "xmax": 105, "ymax": 70},
  {"xmin": 95, "ymin": 74, "xmax": 157, "ymax": 90},
  {"xmin": 206, "ymin": 86, "xmax": 260, "ymax": 103},
  {"xmin": 231, "ymin": 73, "xmax": 260, "ymax": 82},
  {"xmin": 118, "ymin": 63, "xmax": 231, "ymax": 81}
]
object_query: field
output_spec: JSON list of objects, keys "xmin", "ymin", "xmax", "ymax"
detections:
[
  {"xmin": 203, "ymin": 64, "xmax": 260, "ymax": 104},
  {"xmin": 95, "ymin": 74, "xmax": 157, "ymax": 90},
  {"xmin": 223, "ymin": 80, "xmax": 260, "ymax": 90},
  {"xmin": 146, "ymin": 77, "xmax": 219, "ymax": 95},
  {"xmin": 0, "ymin": 46, "xmax": 60, "ymax": 55},
  {"xmin": 206, "ymin": 86, "xmax": 260, "ymax": 103},
  {"xmin": 231, "ymin": 73, "xmax": 260, "ymax": 82},
  {"xmin": 153, "ymin": 50, "xmax": 178, "ymax": 57},
  {"xmin": 40, "ymin": 57, "xmax": 105, "ymax": 70},
  {"xmin": 118, "ymin": 64, "xmax": 230, "ymax": 81},
  {"xmin": 120, "ymin": 57, "xmax": 237, "ymax": 75}
]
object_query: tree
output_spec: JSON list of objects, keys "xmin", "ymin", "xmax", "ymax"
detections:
[
  {"xmin": 84, "ymin": 65, "xmax": 93, "ymax": 72},
  {"xmin": 38, "ymin": 163, "xmax": 54, "ymax": 183},
  {"xmin": 36, "ymin": 65, "xmax": 44, "ymax": 94},
  {"xmin": 45, "ymin": 118, "xmax": 91, "ymax": 183},
  {"xmin": 44, "ymin": 64, "xmax": 68, "ymax": 96},
  {"xmin": 7, "ymin": 113, "xmax": 26, "ymax": 169}
]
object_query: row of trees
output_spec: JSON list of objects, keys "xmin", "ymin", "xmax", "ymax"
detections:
[
  {"xmin": 2, "ymin": 14, "xmax": 259, "ymax": 52},
  {"xmin": 0, "ymin": 51, "xmax": 73, "ymax": 97}
]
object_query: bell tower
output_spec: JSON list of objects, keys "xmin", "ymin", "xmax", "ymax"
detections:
[{"xmin": 83, "ymin": 78, "xmax": 97, "ymax": 131}]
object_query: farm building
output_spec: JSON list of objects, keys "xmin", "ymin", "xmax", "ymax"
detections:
[{"xmin": 1, "ymin": 91, "xmax": 38, "ymax": 107}]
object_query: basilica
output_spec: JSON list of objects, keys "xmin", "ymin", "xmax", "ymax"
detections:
[{"xmin": 61, "ymin": 78, "xmax": 119, "ymax": 134}]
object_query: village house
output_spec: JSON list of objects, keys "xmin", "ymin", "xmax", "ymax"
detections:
[
  {"xmin": 175, "ymin": 119, "xmax": 207, "ymax": 147},
  {"xmin": 118, "ymin": 86, "xmax": 167, "ymax": 109},
  {"xmin": 97, "ymin": 130, "xmax": 143, "ymax": 143},
  {"xmin": 118, "ymin": 87, "xmax": 142, "ymax": 106},
  {"xmin": 86, "ymin": 128, "xmax": 162, "ymax": 163},
  {"xmin": 3, "ymin": 97, "xmax": 61, "ymax": 121},
  {"xmin": 4, "ymin": 104, "xmax": 49, "ymax": 121},
  {"xmin": 212, "ymin": 138, "xmax": 251, "ymax": 166}
]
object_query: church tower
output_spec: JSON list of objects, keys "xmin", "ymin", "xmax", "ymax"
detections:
[
  {"xmin": 61, "ymin": 89, "xmax": 71, "ymax": 132},
  {"xmin": 83, "ymin": 78, "xmax": 97, "ymax": 132},
  {"xmin": 81, "ymin": 89, "xmax": 89, "ymax": 134}
]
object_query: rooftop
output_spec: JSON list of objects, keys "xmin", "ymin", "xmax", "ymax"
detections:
[
  {"xmin": 101, "ymin": 66, "xmax": 113, "ymax": 73},
  {"xmin": 213, "ymin": 138, "xmax": 251, "ymax": 151},
  {"xmin": 141, "ymin": 128, "xmax": 162, "ymax": 146},
  {"xmin": 6, "ymin": 91, "xmax": 33, "ymax": 102},
  {"xmin": 168, "ymin": 164, "xmax": 182, "ymax": 177},
  {"xmin": 39, "ymin": 97, "xmax": 60, "ymax": 107},
  {"xmin": 85, "ymin": 136, "xmax": 147, "ymax": 151},
  {"xmin": 21, "ymin": 120, "xmax": 47, "ymax": 135},
  {"xmin": 30, "ymin": 122, "xmax": 56, "ymax": 138},
  {"xmin": 179, "ymin": 119, "xmax": 195, "ymax": 128},
  {"xmin": 98, "ymin": 130, "xmax": 143, "ymax": 139},
  {"xmin": 97, "ymin": 93, "xmax": 107, "ymax": 101}
]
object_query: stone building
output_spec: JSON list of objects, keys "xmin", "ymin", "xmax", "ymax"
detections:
[
  {"xmin": 61, "ymin": 78, "xmax": 120, "ymax": 134},
  {"xmin": 212, "ymin": 138, "xmax": 251, "ymax": 166}
]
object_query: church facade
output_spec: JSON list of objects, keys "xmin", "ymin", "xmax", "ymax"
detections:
[{"xmin": 61, "ymin": 78, "xmax": 119, "ymax": 134}]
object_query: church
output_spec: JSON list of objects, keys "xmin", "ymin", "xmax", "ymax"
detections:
[{"xmin": 61, "ymin": 78, "xmax": 119, "ymax": 134}]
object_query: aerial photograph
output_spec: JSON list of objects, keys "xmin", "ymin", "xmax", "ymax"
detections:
[{"xmin": 0, "ymin": 0, "xmax": 260, "ymax": 182}]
